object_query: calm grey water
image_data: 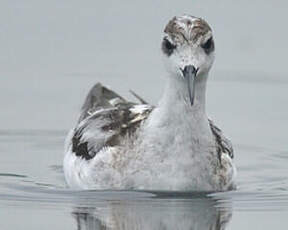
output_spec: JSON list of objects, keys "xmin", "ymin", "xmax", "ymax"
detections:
[
  {"xmin": 1, "ymin": 1, "xmax": 288, "ymax": 229},
  {"xmin": 1, "ymin": 76, "xmax": 288, "ymax": 229}
]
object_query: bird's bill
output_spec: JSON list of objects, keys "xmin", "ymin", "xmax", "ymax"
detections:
[{"xmin": 182, "ymin": 65, "xmax": 197, "ymax": 106}]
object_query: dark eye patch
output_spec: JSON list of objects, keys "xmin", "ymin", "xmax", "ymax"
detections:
[
  {"xmin": 201, "ymin": 37, "xmax": 214, "ymax": 54},
  {"xmin": 161, "ymin": 38, "xmax": 176, "ymax": 56}
]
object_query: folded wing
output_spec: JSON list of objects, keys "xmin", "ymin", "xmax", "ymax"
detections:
[{"xmin": 70, "ymin": 83, "xmax": 153, "ymax": 160}]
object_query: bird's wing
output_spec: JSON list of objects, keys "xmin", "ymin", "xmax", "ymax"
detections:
[
  {"xmin": 209, "ymin": 119, "xmax": 234, "ymax": 161},
  {"xmin": 70, "ymin": 83, "xmax": 233, "ymax": 161},
  {"xmin": 70, "ymin": 83, "xmax": 153, "ymax": 160}
]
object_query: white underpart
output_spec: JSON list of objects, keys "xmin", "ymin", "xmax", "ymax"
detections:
[{"xmin": 123, "ymin": 74, "xmax": 236, "ymax": 191}]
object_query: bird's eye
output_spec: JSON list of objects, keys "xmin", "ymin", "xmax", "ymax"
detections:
[
  {"xmin": 162, "ymin": 38, "xmax": 176, "ymax": 56},
  {"xmin": 201, "ymin": 37, "xmax": 214, "ymax": 54}
]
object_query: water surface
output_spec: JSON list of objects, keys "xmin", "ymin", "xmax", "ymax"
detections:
[{"xmin": 1, "ymin": 77, "xmax": 288, "ymax": 229}]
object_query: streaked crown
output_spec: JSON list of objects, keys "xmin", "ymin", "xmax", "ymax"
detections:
[{"xmin": 162, "ymin": 15, "xmax": 215, "ymax": 56}]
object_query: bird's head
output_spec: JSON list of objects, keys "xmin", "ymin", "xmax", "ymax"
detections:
[{"xmin": 161, "ymin": 15, "xmax": 215, "ymax": 105}]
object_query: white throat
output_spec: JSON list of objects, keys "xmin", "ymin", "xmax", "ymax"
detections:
[
  {"xmin": 141, "ymin": 72, "xmax": 213, "ymax": 156},
  {"xmin": 160, "ymin": 72, "xmax": 208, "ymax": 117}
]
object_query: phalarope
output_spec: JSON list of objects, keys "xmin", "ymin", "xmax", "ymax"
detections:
[{"xmin": 64, "ymin": 15, "xmax": 236, "ymax": 191}]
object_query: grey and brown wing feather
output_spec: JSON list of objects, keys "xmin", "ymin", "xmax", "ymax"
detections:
[
  {"xmin": 78, "ymin": 82, "xmax": 129, "ymax": 122},
  {"xmin": 71, "ymin": 83, "xmax": 153, "ymax": 160},
  {"xmin": 209, "ymin": 119, "xmax": 234, "ymax": 161}
]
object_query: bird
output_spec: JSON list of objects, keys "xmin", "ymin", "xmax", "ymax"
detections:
[{"xmin": 63, "ymin": 14, "xmax": 237, "ymax": 191}]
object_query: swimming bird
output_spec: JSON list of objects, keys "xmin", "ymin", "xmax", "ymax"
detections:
[{"xmin": 64, "ymin": 15, "xmax": 236, "ymax": 191}]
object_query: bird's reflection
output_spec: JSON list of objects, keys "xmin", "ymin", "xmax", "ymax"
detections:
[{"xmin": 72, "ymin": 193, "xmax": 232, "ymax": 230}]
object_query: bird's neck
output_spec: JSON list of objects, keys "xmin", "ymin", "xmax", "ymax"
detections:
[
  {"xmin": 158, "ymin": 73, "xmax": 208, "ymax": 119},
  {"xmin": 140, "ymin": 72, "xmax": 213, "ymax": 156},
  {"xmin": 144, "ymin": 73, "xmax": 210, "ymax": 137}
]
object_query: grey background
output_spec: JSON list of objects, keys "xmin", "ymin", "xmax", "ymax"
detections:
[{"xmin": 0, "ymin": 0, "xmax": 287, "ymax": 148}]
